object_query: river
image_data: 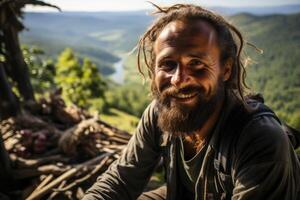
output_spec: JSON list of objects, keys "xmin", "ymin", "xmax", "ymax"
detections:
[{"xmin": 111, "ymin": 57, "xmax": 125, "ymax": 84}]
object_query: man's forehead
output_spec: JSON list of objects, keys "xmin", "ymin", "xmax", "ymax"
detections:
[
  {"xmin": 154, "ymin": 19, "xmax": 218, "ymax": 54},
  {"xmin": 158, "ymin": 20, "xmax": 216, "ymax": 39}
]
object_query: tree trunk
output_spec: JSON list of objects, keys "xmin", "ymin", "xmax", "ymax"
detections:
[
  {"xmin": 0, "ymin": 132, "xmax": 13, "ymax": 189},
  {"xmin": 3, "ymin": 25, "xmax": 35, "ymax": 102},
  {"xmin": 0, "ymin": 63, "xmax": 20, "ymax": 120}
]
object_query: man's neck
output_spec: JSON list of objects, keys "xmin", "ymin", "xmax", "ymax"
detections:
[{"xmin": 183, "ymin": 98, "xmax": 224, "ymax": 159}]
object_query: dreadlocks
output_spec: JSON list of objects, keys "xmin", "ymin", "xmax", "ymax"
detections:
[{"xmin": 137, "ymin": 3, "xmax": 250, "ymax": 103}]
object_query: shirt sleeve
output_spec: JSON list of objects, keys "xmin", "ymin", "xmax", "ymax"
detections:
[
  {"xmin": 232, "ymin": 116, "xmax": 300, "ymax": 200},
  {"xmin": 82, "ymin": 101, "xmax": 162, "ymax": 200}
]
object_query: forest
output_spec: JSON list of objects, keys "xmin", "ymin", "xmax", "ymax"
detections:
[{"xmin": 0, "ymin": 0, "xmax": 299, "ymax": 199}]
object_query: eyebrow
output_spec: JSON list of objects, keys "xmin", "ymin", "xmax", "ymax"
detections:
[
  {"xmin": 155, "ymin": 49, "xmax": 173, "ymax": 62},
  {"xmin": 156, "ymin": 51, "xmax": 213, "ymax": 63},
  {"xmin": 156, "ymin": 55, "xmax": 172, "ymax": 63}
]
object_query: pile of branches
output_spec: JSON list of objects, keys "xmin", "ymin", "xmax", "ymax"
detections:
[{"xmin": 0, "ymin": 91, "xmax": 131, "ymax": 200}]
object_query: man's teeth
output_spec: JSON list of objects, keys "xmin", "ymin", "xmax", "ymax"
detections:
[{"xmin": 173, "ymin": 93, "xmax": 196, "ymax": 99}]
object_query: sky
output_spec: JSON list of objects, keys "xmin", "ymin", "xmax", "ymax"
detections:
[{"xmin": 25, "ymin": 0, "xmax": 300, "ymax": 12}]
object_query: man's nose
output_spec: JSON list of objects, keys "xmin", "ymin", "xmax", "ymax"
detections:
[{"xmin": 170, "ymin": 66, "xmax": 189, "ymax": 87}]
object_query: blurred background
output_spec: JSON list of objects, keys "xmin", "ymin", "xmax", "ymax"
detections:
[{"xmin": 0, "ymin": 1, "xmax": 299, "ymax": 199}]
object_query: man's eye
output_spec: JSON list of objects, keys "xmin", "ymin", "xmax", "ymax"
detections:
[
  {"xmin": 189, "ymin": 59, "xmax": 203, "ymax": 67},
  {"xmin": 160, "ymin": 60, "xmax": 177, "ymax": 71}
]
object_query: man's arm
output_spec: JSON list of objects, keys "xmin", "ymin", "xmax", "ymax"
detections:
[
  {"xmin": 83, "ymin": 101, "xmax": 162, "ymax": 200},
  {"xmin": 232, "ymin": 116, "xmax": 300, "ymax": 200}
]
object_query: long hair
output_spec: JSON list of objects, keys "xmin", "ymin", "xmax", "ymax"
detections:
[{"xmin": 137, "ymin": 3, "xmax": 253, "ymax": 104}]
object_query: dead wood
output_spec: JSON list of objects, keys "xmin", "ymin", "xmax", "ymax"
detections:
[
  {"xmin": 0, "ymin": 93, "xmax": 131, "ymax": 200},
  {"xmin": 58, "ymin": 117, "xmax": 99, "ymax": 156},
  {"xmin": 46, "ymin": 180, "xmax": 66, "ymax": 200},
  {"xmin": 12, "ymin": 165, "xmax": 68, "ymax": 180},
  {"xmin": 11, "ymin": 154, "xmax": 70, "ymax": 168},
  {"xmin": 25, "ymin": 152, "xmax": 112, "ymax": 200},
  {"xmin": 53, "ymin": 156, "xmax": 111, "ymax": 192}
]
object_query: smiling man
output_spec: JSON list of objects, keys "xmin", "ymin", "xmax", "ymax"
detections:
[{"xmin": 83, "ymin": 4, "xmax": 300, "ymax": 200}]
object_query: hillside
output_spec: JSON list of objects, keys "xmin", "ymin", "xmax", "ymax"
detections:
[
  {"xmin": 229, "ymin": 13, "xmax": 300, "ymax": 126},
  {"xmin": 20, "ymin": 11, "xmax": 153, "ymax": 75}
]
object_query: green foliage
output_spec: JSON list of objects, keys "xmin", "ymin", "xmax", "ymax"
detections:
[
  {"xmin": 22, "ymin": 45, "xmax": 56, "ymax": 95},
  {"xmin": 229, "ymin": 13, "xmax": 300, "ymax": 129},
  {"xmin": 55, "ymin": 48, "xmax": 107, "ymax": 111}
]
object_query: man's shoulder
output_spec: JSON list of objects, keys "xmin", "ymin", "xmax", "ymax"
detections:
[
  {"xmin": 137, "ymin": 100, "xmax": 161, "ymax": 137},
  {"xmin": 226, "ymin": 96, "xmax": 284, "ymax": 143},
  {"xmin": 235, "ymin": 109, "xmax": 290, "ymax": 162},
  {"xmin": 241, "ymin": 114, "xmax": 285, "ymax": 142},
  {"xmin": 223, "ymin": 99, "xmax": 289, "ymax": 158},
  {"xmin": 141, "ymin": 100, "xmax": 159, "ymax": 123}
]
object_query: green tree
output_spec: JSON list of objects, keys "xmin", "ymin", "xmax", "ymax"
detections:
[
  {"xmin": 23, "ymin": 45, "xmax": 56, "ymax": 95},
  {"xmin": 55, "ymin": 48, "xmax": 106, "ymax": 111}
]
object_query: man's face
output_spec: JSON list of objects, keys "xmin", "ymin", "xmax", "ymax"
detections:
[{"xmin": 153, "ymin": 19, "xmax": 227, "ymax": 134}]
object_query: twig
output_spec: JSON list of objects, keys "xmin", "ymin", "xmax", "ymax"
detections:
[
  {"xmin": 46, "ymin": 180, "xmax": 66, "ymax": 200},
  {"xmin": 28, "ymin": 174, "xmax": 53, "ymax": 198},
  {"xmin": 35, "ymin": 174, "xmax": 53, "ymax": 191},
  {"xmin": 53, "ymin": 156, "xmax": 110, "ymax": 192},
  {"xmin": 25, "ymin": 152, "xmax": 113, "ymax": 200},
  {"xmin": 25, "ymin": 168, "xmax": 78, "ymax": 200},
  {"xmin": 13, "ymin": 164, "xmax": 68, "ymax": 179},
  {"xmin": 109, "ymin": 136, "xmax": 129, "ymax": 144},
  {"xmin": 2, "ymin": 130, "xmax": 14, "ymax": 141},
  {"xmin": 12, "ymin": 154, "xmax": 69, "ymax": 168}
]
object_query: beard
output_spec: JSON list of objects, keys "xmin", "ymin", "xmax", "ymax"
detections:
[{"xmin": 153, "ymin": 78, "xmax": 225, "ymax": 136}]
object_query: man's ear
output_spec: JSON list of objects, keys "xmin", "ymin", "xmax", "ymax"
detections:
[{"xmin": 223, "ymin": 58, "xmax": 233, "ymax": 81}]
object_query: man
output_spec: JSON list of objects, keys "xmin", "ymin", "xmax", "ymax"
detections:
[{"xmin": 83, "ymin": 4, "xmax": 300, "ymax": 200}]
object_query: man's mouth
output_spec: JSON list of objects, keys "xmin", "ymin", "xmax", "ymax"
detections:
[{"xmin": 171, "ymin": 92, "xmax": 198, "ymax": 101}]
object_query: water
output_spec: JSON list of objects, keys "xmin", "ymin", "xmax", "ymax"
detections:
[{"xmin": 111, "ymin": 57, "xmax": 124, "ymax": 84}]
